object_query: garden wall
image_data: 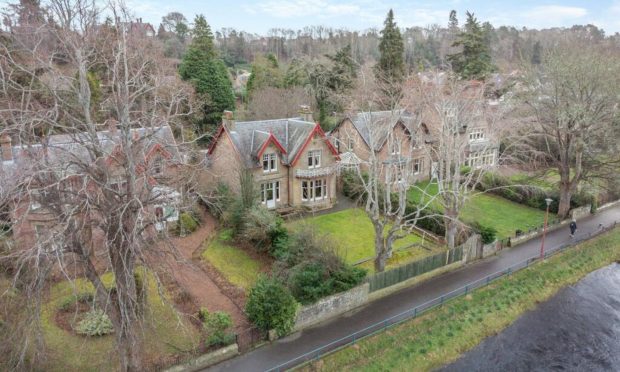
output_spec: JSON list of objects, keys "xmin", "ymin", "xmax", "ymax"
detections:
[
  {"xmin": 570, "ymin": 205, "xmax": 591, "ymax": 220},
  {"xmin": 293, "ymin": 283, "xmax": 370, "ymax": 331},
  {"xmin": 164, "ymin": 344, "xmax": 239, "ymax": 372}
]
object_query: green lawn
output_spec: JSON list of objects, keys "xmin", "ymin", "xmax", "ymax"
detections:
[
  {"xmin": 289, "ymin": 208, "xmax": 444, "ymax": 273},
  {"xmin": 307, "ymin": 227, "xmax": 620, "ymax": 372},
  {"xmin": 408, "ymin": 181, "xmax": 548, "ymax": 239},
  {"xmin": 42, "ymin": 270, "xmax": 199, "ymax": 371},
  {"xmin": 202, "ymin": 229, "xmax": 265, "ymax": 292}
]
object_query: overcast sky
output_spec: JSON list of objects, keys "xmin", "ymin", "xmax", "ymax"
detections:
[{"xmin": 126, "ymin": 0, "xmax": 619, "ymax": 35}]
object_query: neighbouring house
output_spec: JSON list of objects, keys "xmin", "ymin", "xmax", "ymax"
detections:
[
  {"xmin": 331, "ymin": 110, "xmax": 435, "ymax": 184},
  {"xmin": 123, "ymin": 18, "xmax": 156, "ymax": 38},
  {"xmin": 206, "ymin": 107, "xmax": 340, "ymax": 211},
  {"xmin": 0, "ymin": 123, "xmax": 182, "ymax": 250}
]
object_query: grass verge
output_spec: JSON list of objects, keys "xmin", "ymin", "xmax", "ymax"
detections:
[
  {"xmin": 304, "ymin": 227, "xmax": 620, "ymax": 372},
  {"xmin": 42, "ymin": 269, "xmax": 199, "ymax": 371},
  {"xmin": 202, "ymin": 229, "xmax": 264, "ymax": 292},
  {"xmin": 288, "ymin": 208, "xmax": 444, "ymax": 273}
]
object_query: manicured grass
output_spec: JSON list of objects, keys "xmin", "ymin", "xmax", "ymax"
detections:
[
  {"xmin": 202, "ymin": 229, "xmax": 264, "ymax": 292},
  {"xmin": 289, "ymin": 208, "xmax": 444, "ymax": 273},
  {"xmin": 307, "ymin": 227, "xmax": 620, "ymax": 372},
  {"xmin": 408, "ymin": 181, "xmax": 548, "ymax": 239},
  {"xmin": 42, "ymin": 269, "xmax": 199, "ymax": 371}
]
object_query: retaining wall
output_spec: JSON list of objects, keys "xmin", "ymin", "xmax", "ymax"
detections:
[
  {"xmin": 293, "ymin": 283, "xmax": 370, "ymax": 331},
  {"xmin": 164, "ymin": 344, "xmax": 239, "ymax": 372}
]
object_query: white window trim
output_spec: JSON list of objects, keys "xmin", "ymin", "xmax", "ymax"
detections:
[
  {"xmin": 301, "ymin": 179, "xmax": 327, "ymax": 202},
  {"xmin": 413, "ymin": 158, "xmax": 422, "ymax": 175},
  {"xmin": 307, "ymin": 150, "xmax": 321, "ymax": 169},
  {"xmin": 262, "ymin": 153, "xmax": 277, "ymax": 173},
  {"xmin": 469, "ymin": 129, "xmax": 485, "ymax": 142}
]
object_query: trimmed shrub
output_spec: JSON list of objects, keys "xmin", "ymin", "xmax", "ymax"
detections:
[
  {"xmin": 199, "ymin": 309, "xmax": 235, "ymax": 347},
  {"xmin": 178, "ymin": 212, "xmax": 199, "ymax": 235},
  {"xmin": 470, "ymin": 221, "xmax": 497, "ymax": 244},
  {"xmin": 57, "ymin": 292, "xmax": 94, "ymax": 311},
  {"xmin": 245, "ymin": 276, "xmax": 297, "ymax": 337},
  {"xmin": 75, "ymin": 309, "xmax": 114, "ymax": 337}
]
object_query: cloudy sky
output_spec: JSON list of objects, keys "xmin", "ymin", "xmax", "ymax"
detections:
[{"xmin": 127, "ymin": 0, "xmax": 620, "ymax": 34}]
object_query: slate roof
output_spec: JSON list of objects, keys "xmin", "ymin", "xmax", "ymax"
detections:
[
  {"xmin": 219, "ymin": 117, "xmax": 319, "ymax": 167},
  {"xmin": 0, "ymin": 125, "xmax": 178, "ymax": 180},
  {"xmin": 345, "ymin": 110, "xmax": 417, "ymax": 151}
]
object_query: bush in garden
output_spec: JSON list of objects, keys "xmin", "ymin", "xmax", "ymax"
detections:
[
  {"xmin": 470, "ymin": 221, "xmax": 497, "ymax": 244},
  {"xmin": 57, "ymin": 292, "xmax": 94, "ymax": 311},
  {"xmin": 177, "ymin": 212, "xmax": 199, "ymax": 235},
  {"xmin": 75, "ymin": 309, "xmax": 114, "ymax": 337},
  {"xmin": 245, "ymin": 276, "xmax": 297, "ymax": 337},
  {"xmin": 198, "ymin": 308, "xmax": 235, "ymax": 347}
]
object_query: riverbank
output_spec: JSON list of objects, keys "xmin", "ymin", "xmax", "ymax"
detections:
[{"xmin": 303, "ymin": 226, "xmax": 620, "ymax": 371}]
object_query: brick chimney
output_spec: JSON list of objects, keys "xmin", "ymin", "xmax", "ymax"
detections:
[
  {"xmin": 299, "ymin": 105, "xmax": 313, "ymax": 122},
  {"xmin": 223, "ymin": 110, "xmax": 235, "ymax": 131},
  {"xmin": 0, "ymin": 133, "xmax": 13, "ymax": 162},
  {"xmin": 107, "ymin": 119, "xmax": 118, "ymax": 135}
]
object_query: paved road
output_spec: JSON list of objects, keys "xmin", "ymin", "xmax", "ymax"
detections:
[{"xmin": 209, "ymin": 205, "xmax": 620, "ymax": 372}]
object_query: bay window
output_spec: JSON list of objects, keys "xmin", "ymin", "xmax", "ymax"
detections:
[{"xmin": 301, "ymin": 179, "xmax": 327, "ymax": 202}]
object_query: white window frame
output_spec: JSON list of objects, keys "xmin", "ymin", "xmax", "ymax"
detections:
[
  {"xmin": 301, "ymin": 179, "xmax": 327, "ymax": 202},
  {"xmin": 469, "ymin": 129, "xmax": 485, "ymax": 142},
  {"xmin": 307, "ymin": 150, "xmax": 321, "ymax": 169},
  {"xmin": 413, "ymin": 158, "xmax": 422, "ymax": 175},
  {"xmin": 152, "ymin": 157, "xmax": 164, "ymax": 175},
  {"xmin": 262, "ymin": 153, "xmax": 277, "ymax": 173},
  {"xmin": 260, "ymin": 181, "xmax": 280, "ymax": 208}
]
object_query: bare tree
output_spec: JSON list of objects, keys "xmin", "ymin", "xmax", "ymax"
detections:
[
  {"xmin": 405, "ymin": 73, "xmax": 505, "ymax": 248},
  {"xmin": 519, "ymin": 42, "xmax": 620, "ymax": 218},
  {"xmin": 242, "ymin": 86, "xmax": 313, "ymax": 120},
  {"xmin": 337, "ymin": 68, "xmax": 439, "ymax": 272},
  {"xmin": 0, "ymin": 1, "xmax": 195, "ymax": 370}
]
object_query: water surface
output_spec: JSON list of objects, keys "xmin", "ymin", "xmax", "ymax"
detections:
[{"xmin": 442, "ymin": 263, "xmax": 620, "ymax": 372}]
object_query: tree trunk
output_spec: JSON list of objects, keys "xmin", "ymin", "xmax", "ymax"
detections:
[
  {"xmin": 373, "ymin": 222, "xmax": 387, "ymax": 273},
  {"xmin": 558, "ymin": 181, "xmax": 572, "ymax": 219},
  {"xmin": 444, "ymin": 209, "xmax": 458, "ymax": 249}
]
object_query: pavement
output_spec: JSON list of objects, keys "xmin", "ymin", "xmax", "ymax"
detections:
[{"xmin": 208, "ymin": 204, "xmax": 620, "ymax": 372}]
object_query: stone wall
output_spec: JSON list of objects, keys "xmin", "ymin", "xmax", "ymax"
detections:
[
  {"xmin": 570, "ymin": 205, "xmax": 591, "ymax": 220},
  {"xmin": 293, "ymin": 283, "xmax": 369, "ymax": 331},
  {"xmin": 482, "ymin": 241, "xmax": 501, "ymax": 258},
  {"xmin": 164, "ymin": 344, "xmax": 239, "ymax": 372}
]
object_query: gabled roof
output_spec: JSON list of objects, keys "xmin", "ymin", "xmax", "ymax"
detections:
[
  {"xmin": 0, "ymin": 125, "xmax": 179, "ymax": 181},
  {"xmin": 335, "ymin": 110, "xmax": 417, "ymax": 151},
  {"xmin": 208, "ymin": 117, "xmax": 338, "ymax": 168}
]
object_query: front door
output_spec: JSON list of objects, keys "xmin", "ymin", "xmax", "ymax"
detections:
[{"xmin": 261, "ymin": 181, "xmax": 279, "ymax": 209}]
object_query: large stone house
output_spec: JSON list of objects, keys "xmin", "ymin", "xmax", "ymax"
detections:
[
  {"xmin": 0, "ymin": 123, "xmax": 182, "ymax": 250},
  {"xmin": 206, "ymin": 109, "xmax": 340, "ymax": 211},
  {"xmin": 331, "ymin": 110, "xmax": 435, "ymax": 184}
]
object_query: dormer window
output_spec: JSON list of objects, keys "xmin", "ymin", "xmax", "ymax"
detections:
[
  {"xmin": 263, "ymin": 153, "xmax": 277, "ymax": 173},
  {"xmin": 152, "ymin": 157, "xmax": 164, "ymax": 175},
  {"xmin": 307, "ymin": 150, "xmax": 321, "ymax": 168}
]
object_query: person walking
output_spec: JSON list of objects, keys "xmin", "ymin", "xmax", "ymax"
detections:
[{"xmin": 569, "ymin": 219, "xmax": 577, "ymax": 238}]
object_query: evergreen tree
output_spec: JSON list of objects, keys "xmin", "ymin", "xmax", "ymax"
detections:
[
  {"xmin": 191, "ymin": 14, "xmax": 215, "ymax": 58},
  {"xmin": 194, "ymin": 58, "xmax": 235, "ymax": 131},
  {"xmin": 531, "ymin": 40, "xmax": 542, "ymax": 65},
  {"xmin": 179, "ymin": 14, "xmax": 234, "ymax": 136},
  {"xmin": 448, "ymin": 11, "xmax": 495, "ymax": 80},
  {"xmin": 375, "ymin": 9, "xmax": 405, "ymax": 107},
  {"xmin": 448, "ymin": 10, "xmax": 458, "ymax": 31}
]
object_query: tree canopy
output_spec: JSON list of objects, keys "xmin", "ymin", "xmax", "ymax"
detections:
[{"xmin": 448, "ymin": 11, "xmax": 495, "ymax": 80}]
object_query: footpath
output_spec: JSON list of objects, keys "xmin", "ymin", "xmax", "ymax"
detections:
[{"xmin": 208, "ymin": 205, "xmax": 620, "ymax": 372}]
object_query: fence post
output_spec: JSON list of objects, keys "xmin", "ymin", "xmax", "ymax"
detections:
[
  {"xmin": 486, "ymin": 276, "xmax": 490, "ymax": 285},
  {"xmin": 440, "ymin": 295, "xmax": 444, "ymax": 306},
  {"xmin": 414, "ymin": 307, "xmax": 417, "ymax": 317},
  {"xmin": 465, "ymin": 285, "xmax": 468, "ymax": 294}
]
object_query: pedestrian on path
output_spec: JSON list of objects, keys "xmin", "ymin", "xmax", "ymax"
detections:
[{"xmin": 570, "ymin": 219, "xmax": 577, "ymax": 238}]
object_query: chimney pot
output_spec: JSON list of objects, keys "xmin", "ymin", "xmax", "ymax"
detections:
[
  {"xmin": 299, "ymin": 105, "xmax": 313, "ymax": 122},
  {"xmin": 1, "ymin": 133, "xmax": 13, "ymax": 162}
]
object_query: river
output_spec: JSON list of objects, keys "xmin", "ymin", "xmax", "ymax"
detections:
[{"xmin": 441, "ymin": 263, "xmax": 620, "ymax": 372}]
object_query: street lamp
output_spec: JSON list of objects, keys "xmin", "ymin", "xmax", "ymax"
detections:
[{"xmin": 540, "ymin": 198, "xmax": 553, "ymax": 259}]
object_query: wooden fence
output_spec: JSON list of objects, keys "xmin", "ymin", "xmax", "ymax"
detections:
[{"xmin": 366, "ymin": 246, "xmax": 463, "ymax": 292}]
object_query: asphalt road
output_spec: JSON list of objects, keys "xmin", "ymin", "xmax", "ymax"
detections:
[{"xmin": 208, "ymin": 204, "xmax": 620, "ymax": 372}]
